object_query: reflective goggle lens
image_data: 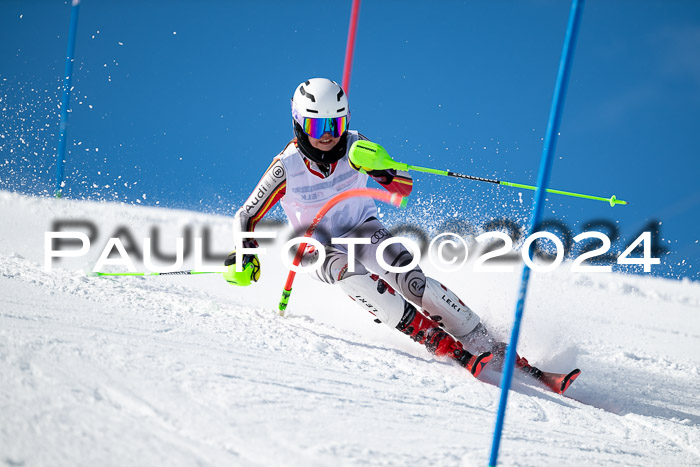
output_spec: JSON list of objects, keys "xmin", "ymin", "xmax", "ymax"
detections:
[{"xmin": 302, "ymin": 116, "xmax": 348, "ymax": 139}]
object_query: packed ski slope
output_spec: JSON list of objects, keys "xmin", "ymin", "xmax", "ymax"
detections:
[{"xmin": 1, "ymin": 190, "xmax": 699, "ymax": 466}]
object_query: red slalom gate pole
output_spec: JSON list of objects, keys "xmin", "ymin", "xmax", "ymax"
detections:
[
  {"xmin": 342, "ymin": 0, "xmax": 362, "ymax": 93},
  {"xmin": 278, "ymin": 188, "xmax": 404, "ymax": 315}
]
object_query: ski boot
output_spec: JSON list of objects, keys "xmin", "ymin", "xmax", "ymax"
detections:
[{"xmin": 396, "ymin": 303, "xmax": 492, "ymax": 377}]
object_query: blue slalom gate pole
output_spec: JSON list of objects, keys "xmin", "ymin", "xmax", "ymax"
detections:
[
  {"xmin": 55, "ymin": 0, "xmax": 81, "ymax": 198},
  {"xmin": 488, "ymin": 0, "xmax": 585, "ymax": 465}
]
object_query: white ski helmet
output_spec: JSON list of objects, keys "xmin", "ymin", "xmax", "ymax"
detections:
[{"xmin": 291, "ymin": 78, "xmax": 350, "ymax": 165}]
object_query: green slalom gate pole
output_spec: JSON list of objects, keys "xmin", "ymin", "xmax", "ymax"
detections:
[{"xmin": 349, "ymin": 141, "xmax": 628, "ymax": 207}]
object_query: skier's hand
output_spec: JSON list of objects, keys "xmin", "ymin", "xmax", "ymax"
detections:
[
  {"xmin": 224, "ymin": 251, "xmax": 256, "ymax": 268},
  {"xmin": 223, "ymin": 253, "xmax": 261, "ymax": 286},
  {"xmin": 350, "ymin": 159, "xmax": 396, "ymax": 181},
  {"xmin": 349, "ymin": 158, "xmax": 371, "ymax": 174},
  {"xmin": 224, "ymin": 238, "xmax": 258, "ymax": 267},
  {"xmin": 223, "ymin": 247, "xmax": 261, "ymax": 286},
  {"xmin": 366, "ymin": 168, "xmax": 397, "ymax": 185}
]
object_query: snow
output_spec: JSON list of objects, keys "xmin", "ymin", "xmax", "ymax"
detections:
[{"xmin": 1, "ymin": 190, "xmax": 699, "ymax": 466}]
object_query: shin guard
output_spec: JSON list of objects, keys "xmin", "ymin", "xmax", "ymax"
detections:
[
  {"xmin": 338, "ymin": 273, "xmax": 406, "ymax": 328},
  {"xmin": 420, "ymin": 278, "xmax": 481, "ymax": 340}
]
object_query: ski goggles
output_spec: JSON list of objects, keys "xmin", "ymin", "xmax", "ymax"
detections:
[{"xmin": 298, "ymin": 115, "xmax": 349, "ymax": 139}]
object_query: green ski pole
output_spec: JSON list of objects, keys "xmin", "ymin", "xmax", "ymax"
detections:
[
  {"xmin": 89, "ymin": 270, "xmax": 222, "ymax": 277},
  {"xmin": 350, "ymin": 141, "xmax": 628, "ymax": 207}
]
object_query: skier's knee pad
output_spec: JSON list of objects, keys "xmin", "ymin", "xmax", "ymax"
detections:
[
  {"xmin": 338, "ymin": 274, "xmax": 406, "ymax": 328},
  {"xmin": 420, "ymin": 277, "xmax": 480, "ymax": 339}
]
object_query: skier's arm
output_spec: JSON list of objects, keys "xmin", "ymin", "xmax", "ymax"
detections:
[
  {"xmin": 232, "ymin": 156, "xmax": 287, "ymax": 248},
  {"xmin": 366, "ymin": 168, "xmax": 413, "ymax": 196}
]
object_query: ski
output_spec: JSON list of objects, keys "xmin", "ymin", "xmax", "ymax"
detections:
[
  {"xmin": 511, "ymin": 354, "xmax": 581, "ymax": 394},
  {"xmin": 466, "ymin": 351, "xmax": 493, "ymax": 378},
  {"xmin": 536, "ymin": 369, "xmax": 581, "ymax": 394}
]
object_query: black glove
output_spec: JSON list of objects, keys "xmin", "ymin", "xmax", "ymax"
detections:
[
  {"xmin": 366, "ymin": 168, "xmax": 396, "ymax": 185},
  {"xmin": 350, "ymin": 158, "xmax": 397, "ymax": 181},
  {"xmin": 224, "ymin": 239, "xmax": 258, "ymax": 267}
]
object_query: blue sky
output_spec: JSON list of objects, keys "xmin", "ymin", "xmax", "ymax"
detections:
[{"xmin": 1, "ymin": 0, "xmax": 699, "ymax": 280}]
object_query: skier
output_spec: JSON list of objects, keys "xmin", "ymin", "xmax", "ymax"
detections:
[{"xmin": 225, "ymin": 78, "xmax": 576, "ymax": 389}]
